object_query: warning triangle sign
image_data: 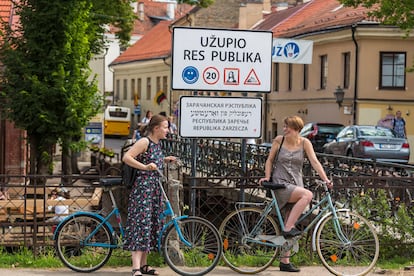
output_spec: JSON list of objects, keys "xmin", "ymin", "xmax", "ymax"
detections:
[{"xmin": 244, "ymin": 69, "xmax": 261, "ymax": 85}]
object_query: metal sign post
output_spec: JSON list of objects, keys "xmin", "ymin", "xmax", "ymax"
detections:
[{"xmin": 171, "ymin": 27, "xmax": 272, "ymax": 204}]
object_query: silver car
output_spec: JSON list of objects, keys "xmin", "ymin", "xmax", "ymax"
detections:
[{"xmin": 323, "ymin": 125, "xmax": 410, "ymax": 163}]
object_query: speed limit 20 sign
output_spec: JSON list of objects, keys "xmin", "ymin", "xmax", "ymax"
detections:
[{"xmin": 203, "ymin": 67, "xmax": 220, "ymax": 85}]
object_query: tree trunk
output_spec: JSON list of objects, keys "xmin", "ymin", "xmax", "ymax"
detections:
[
  {"xmin": 71, "ymin": 152, "xmax": 80, "ymax": 174},
  {"xmin": 61, "ymin": 138, "xmax": 73, "ymax": 185},
  {"xmin": 28, "ymin": 135, "xmax": 53, "ymax": 185}
]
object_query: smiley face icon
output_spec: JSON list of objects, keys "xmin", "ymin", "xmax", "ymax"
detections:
[{"xmin": 182, "ymin": 66, "xmax": 199, "ymax": 84}]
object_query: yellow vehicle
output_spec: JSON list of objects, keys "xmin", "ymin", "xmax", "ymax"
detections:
[{"xmin": 104, "ymin": 106, "xmax": 131, "ymax": 136}]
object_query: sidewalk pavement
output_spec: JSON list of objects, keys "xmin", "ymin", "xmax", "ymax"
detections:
[{"xmin": 0, "ymin": 266, "xmax": 409, "ymax": 276}]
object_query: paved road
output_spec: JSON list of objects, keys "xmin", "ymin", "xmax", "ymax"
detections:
[{"xmin": 0, "ymin": 266, "xmax": 409, "ymax": 276}]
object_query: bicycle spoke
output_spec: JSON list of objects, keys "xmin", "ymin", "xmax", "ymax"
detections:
[
  {"xmin": 55, "ymin": 214, "xmax": 113, "ymax": 273},
  {"xmin": 316, "ymin": 211, "xmax": 379, "ymax": 276},
  {"xmin": 163, "ymin": 217, "xmax": 222, "ymax": 276},
  {"xmin": 219, "ymin": 207, "xmax": 279, "ymax": 274}
]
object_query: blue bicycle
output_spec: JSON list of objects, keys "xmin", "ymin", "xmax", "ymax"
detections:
[
  {"xmin": 219, "ymin": 180, "xmax": 379, "ymax": 275},
  {"xmin": 54, "ymin": 170, "xmax": 222, "ymax": 276}
]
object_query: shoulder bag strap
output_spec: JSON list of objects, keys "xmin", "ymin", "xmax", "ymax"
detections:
[{"xmin": 272, "ymin": 136, "xmax": 285, "ymax": 170}]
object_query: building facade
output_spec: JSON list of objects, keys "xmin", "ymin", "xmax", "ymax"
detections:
[
  {"xmin": 111, "ymin": 0, "xmax": 414, "ymax": 163},
  {"xmin": 256, "ymin": 0, "xmax": 414, "ymax": 162}
]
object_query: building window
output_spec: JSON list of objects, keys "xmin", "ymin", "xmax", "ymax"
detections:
[
  {"xmin": 146, "ymin": 77, "xmax": 151, "ymax": 100},
  {"xmin": 380, "ymin": 52, "xmax": 406, "ymax": 89},
  {"xmin": 273, "ymin": 63, "xmax": 279, "ymax": 92},
  {"xmin": 288, "ymin": 64, "xmax": 292, "ymax": 91},
  {"xmin": 162, "ymin": 76, "xmax": 168, "ymax": 96},
  {"xmin": 320, "ymin": 55, "xmax": 328, "ymax": 89},
  {"xmin": 137, "ymin": 78, "xmax": 142, "ymax": 100},
  {"xmin": 123, "ymin": 79, "xmax": 127, "ymax": 100},
  {"xmin": 115, "ymin": 79, "xmax": 120, "ymax": 103},
  {"xmin": 303, "ymin": 64, "xmax": 308, "ymax": 90},
  {"xmin": 156, "ymin": 76, "xmax": 161, "ymax": 95},
  {"xmin": 130, "ymin": 78, "xmax": 135, "ymax": 100},
  {"xmin": 342, "ymin": 52, "xmax": 350, "ymax": 89}
]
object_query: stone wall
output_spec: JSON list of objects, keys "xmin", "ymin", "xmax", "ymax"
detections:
[{"xmin": 193, "ymin": 0, "xmax": 242, "ymax": 28}]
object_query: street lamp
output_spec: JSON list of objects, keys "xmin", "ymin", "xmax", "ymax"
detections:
[{"xmin": 333, "ymin": 86, "xmax": 345, "ymax": 107}]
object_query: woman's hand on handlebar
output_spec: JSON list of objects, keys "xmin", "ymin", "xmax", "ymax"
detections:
[
  {"xmin": 146, "ymin": 162, "xmax": 158, "ymax": 171},
  {"xmin": 259, "ymin": 177, "xmax": 270, "ymax": 185},
  {"xmin": 325, "ymin": 180, "xmax": 334, "ymax": 189},
  {"xmin": 165, "ymin": 156, "xmax": 177, "ymax": 162}
]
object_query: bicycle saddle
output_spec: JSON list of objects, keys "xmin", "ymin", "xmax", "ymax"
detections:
[
  {"xmin": 100, "ymin": 177, "xmax": 122, "ymax": 187},
  {"xmin": 261, "ymin": 181, "xmax": 286, "ymax": 190}
]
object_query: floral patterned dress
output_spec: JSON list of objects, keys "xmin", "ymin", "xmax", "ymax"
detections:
[{"xmin": 123, "ymin": 138, "xmax": 164, "ymax": 252}]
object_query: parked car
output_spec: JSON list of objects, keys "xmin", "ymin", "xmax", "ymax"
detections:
[
  {"xmin": 323, "ymin": 125, "xmax": 410, "ymax": 163},
  {"xmin": 300, "ymin": 122, "xmax": 345, "ymax": 152}
]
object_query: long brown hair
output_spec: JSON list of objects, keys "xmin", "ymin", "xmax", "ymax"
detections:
[{"xmin": 141, "ymin": 114, "xmax": 167, "ymax": 136}]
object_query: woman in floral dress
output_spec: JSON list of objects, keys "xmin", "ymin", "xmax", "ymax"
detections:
[{"xmin": 122, "ymin": 114, "xmax": 176, "ymax": 276}]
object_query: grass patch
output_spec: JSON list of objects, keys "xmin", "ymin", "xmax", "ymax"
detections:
[
  {"xmin": 376, "ymin": 257, "xmax": 414, "ymax": 270},
  {"xmin": 0, "ymin": 247, "xmax": 165, "ymax": 269},
  {"xmin": 0, "ymin": 247, "xmax": 63, "ymax": 268},
  {"xmin": 0, "ymin": 239, "xmax": 413, "ymax": 271}
]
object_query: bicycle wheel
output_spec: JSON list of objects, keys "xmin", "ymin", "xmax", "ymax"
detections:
[
  {"xmin": 55, "ymin": 214, "xmax": 114, "ymax": 272},
  {"xmin": 162, "ymin": 216, "xmax": 222, "ymax": 276},
  {"xmin": 316, "ymin": 210, "xmax": 379, "ymax": 276},
  {"xmin": 219, "ymin": 207, "xmax": 280, "ymax": 274}
]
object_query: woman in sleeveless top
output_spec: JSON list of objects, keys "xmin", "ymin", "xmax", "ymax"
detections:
[
  {"xmin": 122, "ymin": 114, "xmax": 177, "ymax": 276},
  {"xmin": 260, "ymin": 116, "xmax": 332, "ymax": 273}
]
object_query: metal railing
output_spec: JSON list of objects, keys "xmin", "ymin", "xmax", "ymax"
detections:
[{"xmin": 1, "ymin": 135, "xmax": 414, "ymax": 252}]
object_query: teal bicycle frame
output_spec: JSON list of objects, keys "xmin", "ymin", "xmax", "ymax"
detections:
[
  {"xmin": 241, "ymin": 181, "xmax": 350, "ymax": 251},
  {"xmin": 53, "ymin": 176, "xmax": 192, "ymax": 252}
]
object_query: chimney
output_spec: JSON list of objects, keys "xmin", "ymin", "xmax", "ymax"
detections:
[
  {"xmin": 166, "ymin": 2, "xmax": 176, "ymax": 19},
  {"xmin": 138, "ymin": 1, "xmax": 144, "ymax": 21},
  {"xmin": 130, "ymin": 1, "xmax": 138, "ymax": 13}
]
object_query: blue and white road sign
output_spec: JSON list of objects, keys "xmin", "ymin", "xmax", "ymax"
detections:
[{"xmin": 272, "ymin": 38, "xmax": 313, "ymax": 64}]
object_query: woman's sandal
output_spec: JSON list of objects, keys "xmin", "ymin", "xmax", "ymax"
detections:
[
  {"xmin": 140, "ymin": 264, "xmax": 159, "ymax": 275},
  {"xmin": 132, "ymin": 268, "xmax": 142, "ymax": 276}
]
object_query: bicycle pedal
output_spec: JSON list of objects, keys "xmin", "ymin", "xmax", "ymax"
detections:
[{"xmin": 281, "ymin": 239, "xmax": 299, "ymax": 254}]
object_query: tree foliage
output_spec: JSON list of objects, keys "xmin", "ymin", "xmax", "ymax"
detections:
[
  {"xmin": 0, "ymin": 0, "xmax": 135, "ymax": 176},
  {"xmin": 340, "ymin": 0, "xmax": 414, "ymax": 31},
  {"xmin": 90, "ymin": 0, "xmax": 136, "ymax": 50}
]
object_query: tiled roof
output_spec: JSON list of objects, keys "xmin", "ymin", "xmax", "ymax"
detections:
[
  {"xmin": 112, "ymin": 0, "xmax": 379, "ymax": 65},
  {"xmin": 268, "ymin": 0, "xmax": 377, "ymax": 38},
  {"xmin": 111, "ymin": 20, "xmax": 172, "ymax": 65},
  {"xmin": 253, "ymin": 3, "xmax": 306, "ymax": 31},
  {"xmin": 110, "ymin": 0, "xmax": 193, "ymax": 36}
]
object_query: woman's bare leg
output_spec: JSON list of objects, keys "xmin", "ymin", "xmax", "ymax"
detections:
[
  {"xmin": 285, "ymin": 187, "xmax": 313, "ymax": 231},
  {"xmin": 280, "ymin": 187, "xmax": 312, "ymax": 266},
  {"xmin": 131, "ymin": 251, "xmax": 145, "ymax": 275}
]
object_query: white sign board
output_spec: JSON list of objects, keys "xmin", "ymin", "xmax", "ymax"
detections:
[
  {"xmin": 179, "ymin": 96, "xmax": 262, "ymax": 138},
  {"xmin": 272, "ymin": 38, "xmax": 313, "ymax": 64},
  {"xmin": 172, "ymin": 27, "xmax": 273, "ymax": 92}
]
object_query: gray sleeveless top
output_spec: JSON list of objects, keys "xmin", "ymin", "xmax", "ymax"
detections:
[{"xmin": 271, "ymin": 141, "xmax": 304, "ymax": 208}]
